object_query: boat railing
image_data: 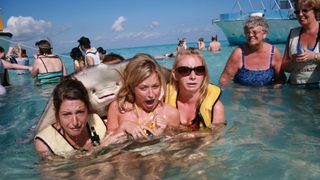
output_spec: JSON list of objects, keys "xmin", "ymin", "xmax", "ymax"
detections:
[{"xmin": 213, "ymin": 0, "xmax": 296, "ymax": 22}]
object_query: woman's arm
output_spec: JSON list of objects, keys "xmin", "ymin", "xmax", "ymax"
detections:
[
  {"xmin": 1, "ymin": 59, "xmax": 32, "ymax": 71},
  {"xmin": 106, "ymin": 101, "xmax": 121, "ymax": 132},
  {"xmin": 272, "ymin": 47, "xmax": 287, "ymax": 85},
  {"xmin": 86, "ymin": 56, "xmax": 94, "ymax": 66},
  {"xmin": 163, "ymin": 104, "xmax": 180, "ymax": 128},
  {"xmin": 34, "ymin": 138, "xmax": 53, "ymax": 158},
  {"xmin": 31, "ymin": 58, "xmax": 41, "ymax": 78},
  {"xmin": 219, "ymin": 47, "xmax": 242, "ymax": 87},
  {"xmin": 212, "ymin": 100, "xmax": 225, "ymax": 125}
]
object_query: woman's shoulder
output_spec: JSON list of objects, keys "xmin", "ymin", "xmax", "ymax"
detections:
[{"xmin": 162, "ymin": 103, "xmax": 179, "ymax": 114}]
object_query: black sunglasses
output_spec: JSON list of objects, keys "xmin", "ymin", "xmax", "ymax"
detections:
[
  {"xmin": 175, "ymin": 66, "xmax": 206, "ymax": 76},
  {"xmin": 294, "ymin": 9, "xmax": 312, "ymax": 15}
]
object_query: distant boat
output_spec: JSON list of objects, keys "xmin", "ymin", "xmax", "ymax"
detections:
[
  {"xmin": 212, "ymin": 0, "xmax": 300, "ymax": 45},
  {"xmin": 0, "ymin": 8, "xmax": 12, "ymax": 52}
]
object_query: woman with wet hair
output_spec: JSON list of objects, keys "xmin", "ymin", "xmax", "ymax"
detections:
[{"xmin": 107, "ymin": 54, "xmax": 180, "ymax": 139}]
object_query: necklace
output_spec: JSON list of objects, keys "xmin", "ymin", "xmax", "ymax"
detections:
[{"xmin": 134, "ymin": 103, "xmax": 157, "ymax": 131}]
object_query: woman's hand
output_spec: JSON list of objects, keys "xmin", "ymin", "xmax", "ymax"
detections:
[
  {"xmin": 155, "ymin": 114, "xmax": 167, "ymax": 136},
  {"xmin": 120, "ymin": 120, "xmax": 155, "ymax": 140},
  {"xmin": 294, "ymin": 48, "xmax": 316, "ymax": 62}
]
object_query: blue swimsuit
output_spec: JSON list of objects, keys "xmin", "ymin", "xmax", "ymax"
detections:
[{"xmin": 234, "ymin": 46, "xmax": 275, "ymax": 86}]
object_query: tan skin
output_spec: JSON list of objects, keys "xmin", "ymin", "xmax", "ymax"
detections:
[
  {"xmin": 79, "ymin": 45, "xmax": 95, "ymax": 66},
  {"xmin": 34, "ymin": 99, "xmax": 93, "ymax": 158},
  {"xmin": 208, "ymin": 40, "xmax": 221, "ymax": 52},
  {"xmin": 282, "ymin": 5, "xmax": 319, "ymax": 72},
  {"xmin": 173, "ymin": 54, "xmax": 225, "ymax": 127},
  {"xmin": 0, "ymin": 51, "xmax": 32, "ymax": 71},
  {"xmin": 219, "ymin": 26, "xmax": 285, "ymax": 87},
  {"xmin": 31, "ymin": 53, "xmax": 67, "ymax": 78},
  {"xmin": 107, "ymin": 72, "xmax": 180, "ymax": 139}
]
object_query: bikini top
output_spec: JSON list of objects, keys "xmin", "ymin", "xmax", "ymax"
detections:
[
  {"xmin": 38, "ymin": 55, "xmax": 63, "ymax": 74},
  {"xmin": 36, "ymin": 56, "xmax": 64, "ymax": 85},
  {"xmin": 234, "ymin": 46, "xmax": 275, "ymax": 86},
  {"xmin": 187, "ymin": 108, "xmax": 206, "ymax": 130},
  {"xmin": 134, "ymin": 103, "xmax": 158, "ymax": 132}
]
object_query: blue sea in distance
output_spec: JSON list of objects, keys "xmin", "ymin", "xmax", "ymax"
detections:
[{"xmin": 0, "ymin": 41, "xmax": 320, "ymax": 179}]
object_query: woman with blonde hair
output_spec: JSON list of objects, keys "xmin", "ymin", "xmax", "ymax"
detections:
[
  {"xmin": 107, "ymin": 54, "xmax": 180, "ymax": 139},
  {"xmin": 166, "ymin": 48, "xmax": 225, "ymax": 130}
]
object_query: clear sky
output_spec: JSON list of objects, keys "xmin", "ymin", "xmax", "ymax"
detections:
[{"xmin": 1, "ymin": 0, "xmax": 252, "ymax": 53}]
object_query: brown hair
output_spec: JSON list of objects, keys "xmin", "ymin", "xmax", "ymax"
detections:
[
  {"xmin": 295, "ymin": 0, "xmax": 320, "ymax": 16},
  {"xmin": 53, "ymin": 79, "xmax": 93, "ymax": 119}
]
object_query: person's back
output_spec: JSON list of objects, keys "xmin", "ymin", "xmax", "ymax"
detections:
[
  {"xmin": 208, "ymin": 36, "xmax": 221, "ymax": 52},
  {"xmin": 78, "ymin": 36, "xmax": 100, "ymax": 66},
  {"xmin": 31, "ymin": 40, "xmax": 67, "ymax": 85},
  {"xmin": 197, "ymin": 38, "xmax": 206, "ymax": 50}
]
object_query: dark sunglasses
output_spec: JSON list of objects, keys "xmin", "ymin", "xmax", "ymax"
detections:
[
  {"xmin": 294, "ymin": 9, "xmax": 312, "ymax": 15},
  {"xmin": 175, "ymin": 66, "xmax": 206, "ymax": 76}
]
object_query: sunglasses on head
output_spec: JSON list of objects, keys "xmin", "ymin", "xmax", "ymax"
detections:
[
  {"xmin": 175, "ymin": 66, "xmax": 206, "ymax": 76},
  {"xmin": 294, "ymin": 8, "xmax": 312, "ymax": 15}
]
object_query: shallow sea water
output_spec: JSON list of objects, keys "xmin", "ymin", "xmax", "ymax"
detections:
[{"xmin": 0, "ymin": 42, "xmax": 320, "ymax": 179}]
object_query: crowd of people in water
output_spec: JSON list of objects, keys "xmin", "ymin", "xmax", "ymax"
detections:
[{"xmin": 0, "ymin": 0, "xmax": 319, "ymax": 159}]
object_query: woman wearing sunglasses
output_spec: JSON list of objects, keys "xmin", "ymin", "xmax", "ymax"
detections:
[
  {"xmin": 282, "ymin": 0, "xmax": 320, "ymax": 88},
  {"xmin": 166, "ymin": 48, "xmax": 225, "ymax": 130},
  {"xmin": 219, "ymin": 16, "xmax": 286, "ymax": 87}
]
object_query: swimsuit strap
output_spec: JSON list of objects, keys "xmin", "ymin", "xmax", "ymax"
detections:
[
  {"xmin": 190, "ymin": 108, "xmax": 206, "ymax": 129},
  {"xmin": 241, "ymin": 47, "xmax": 245, "ymax": 68},
  {"xmin": 269, "ymin": 45, "xmax": 275, "ymax": 67},
  {"xmin": 39, "ymin": 57, "xmax": 49, "ymax": 73}
]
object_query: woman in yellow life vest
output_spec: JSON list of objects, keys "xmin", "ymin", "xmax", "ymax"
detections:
[
  {"xmin": 34, "ymin": 79, "xmax": 114, "ymax": 158},
  {"xmin": 166, "ymin": 48, "xmax": 225, "ymax": 130},
  {"xmin": 107, "ymin": 54, "xmax": 180, "ymax": 139}
]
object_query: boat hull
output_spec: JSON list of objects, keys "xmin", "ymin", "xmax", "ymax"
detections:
[
  {"xmin": 215, "ymin": 19, "xmax": 300, "ymax": 45},
  {"xmin": 0, "ymin": 32, "xmax": 12, "ymax": 52}
]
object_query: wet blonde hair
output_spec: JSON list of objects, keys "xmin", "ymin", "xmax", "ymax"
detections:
[
  {"xmin": 117, "ymin": 53, "xmax": 166, "ymax": 112},
  {"xmin": 170, "ymin": 48, "xmax": 209, "ymax": 105}
]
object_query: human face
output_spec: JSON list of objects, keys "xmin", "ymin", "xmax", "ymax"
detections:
[
  {"xmin": 295, "ymin": 6, "xmax": 316, "ymax": 25},
  {"xmin": 58, "ymin": 99, "xmax": 89, "ymax": 138},
  {"xmin": 174, "ymin": 55, "xmax": 205, "ymax": 93},
  {"xmin": 134, "ymin": 72, "xmax": 161, "ymax": 112},
  {"xmin": 245, "ymin": 26, "xmax": 266, "ymax": 45}
]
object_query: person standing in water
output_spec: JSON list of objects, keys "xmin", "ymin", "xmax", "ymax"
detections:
[{"xmin": 31, "ymin": 40, "xmax": 67, "ymax": 85}]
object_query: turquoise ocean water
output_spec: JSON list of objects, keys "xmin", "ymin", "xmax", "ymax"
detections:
[{"xmin": 1, "ymin": 41, "xmax": 320, "ymax": 179}]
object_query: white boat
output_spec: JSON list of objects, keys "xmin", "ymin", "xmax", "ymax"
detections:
[
  {"xmin": 0, "ymin": 8, "xmax": 12, "ymax": 52},
  {"xmin": 213, "ymin": 0, "xmax": 300, "ymax": 45}
]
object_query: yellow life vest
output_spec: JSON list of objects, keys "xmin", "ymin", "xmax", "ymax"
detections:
[
  {"xmin": 165, "ymin": 83, "xmax": 221, "ymax": 128},
  {"xmin": 35, "ymin": 113, "xmax": 106, "ymax": 158}
]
